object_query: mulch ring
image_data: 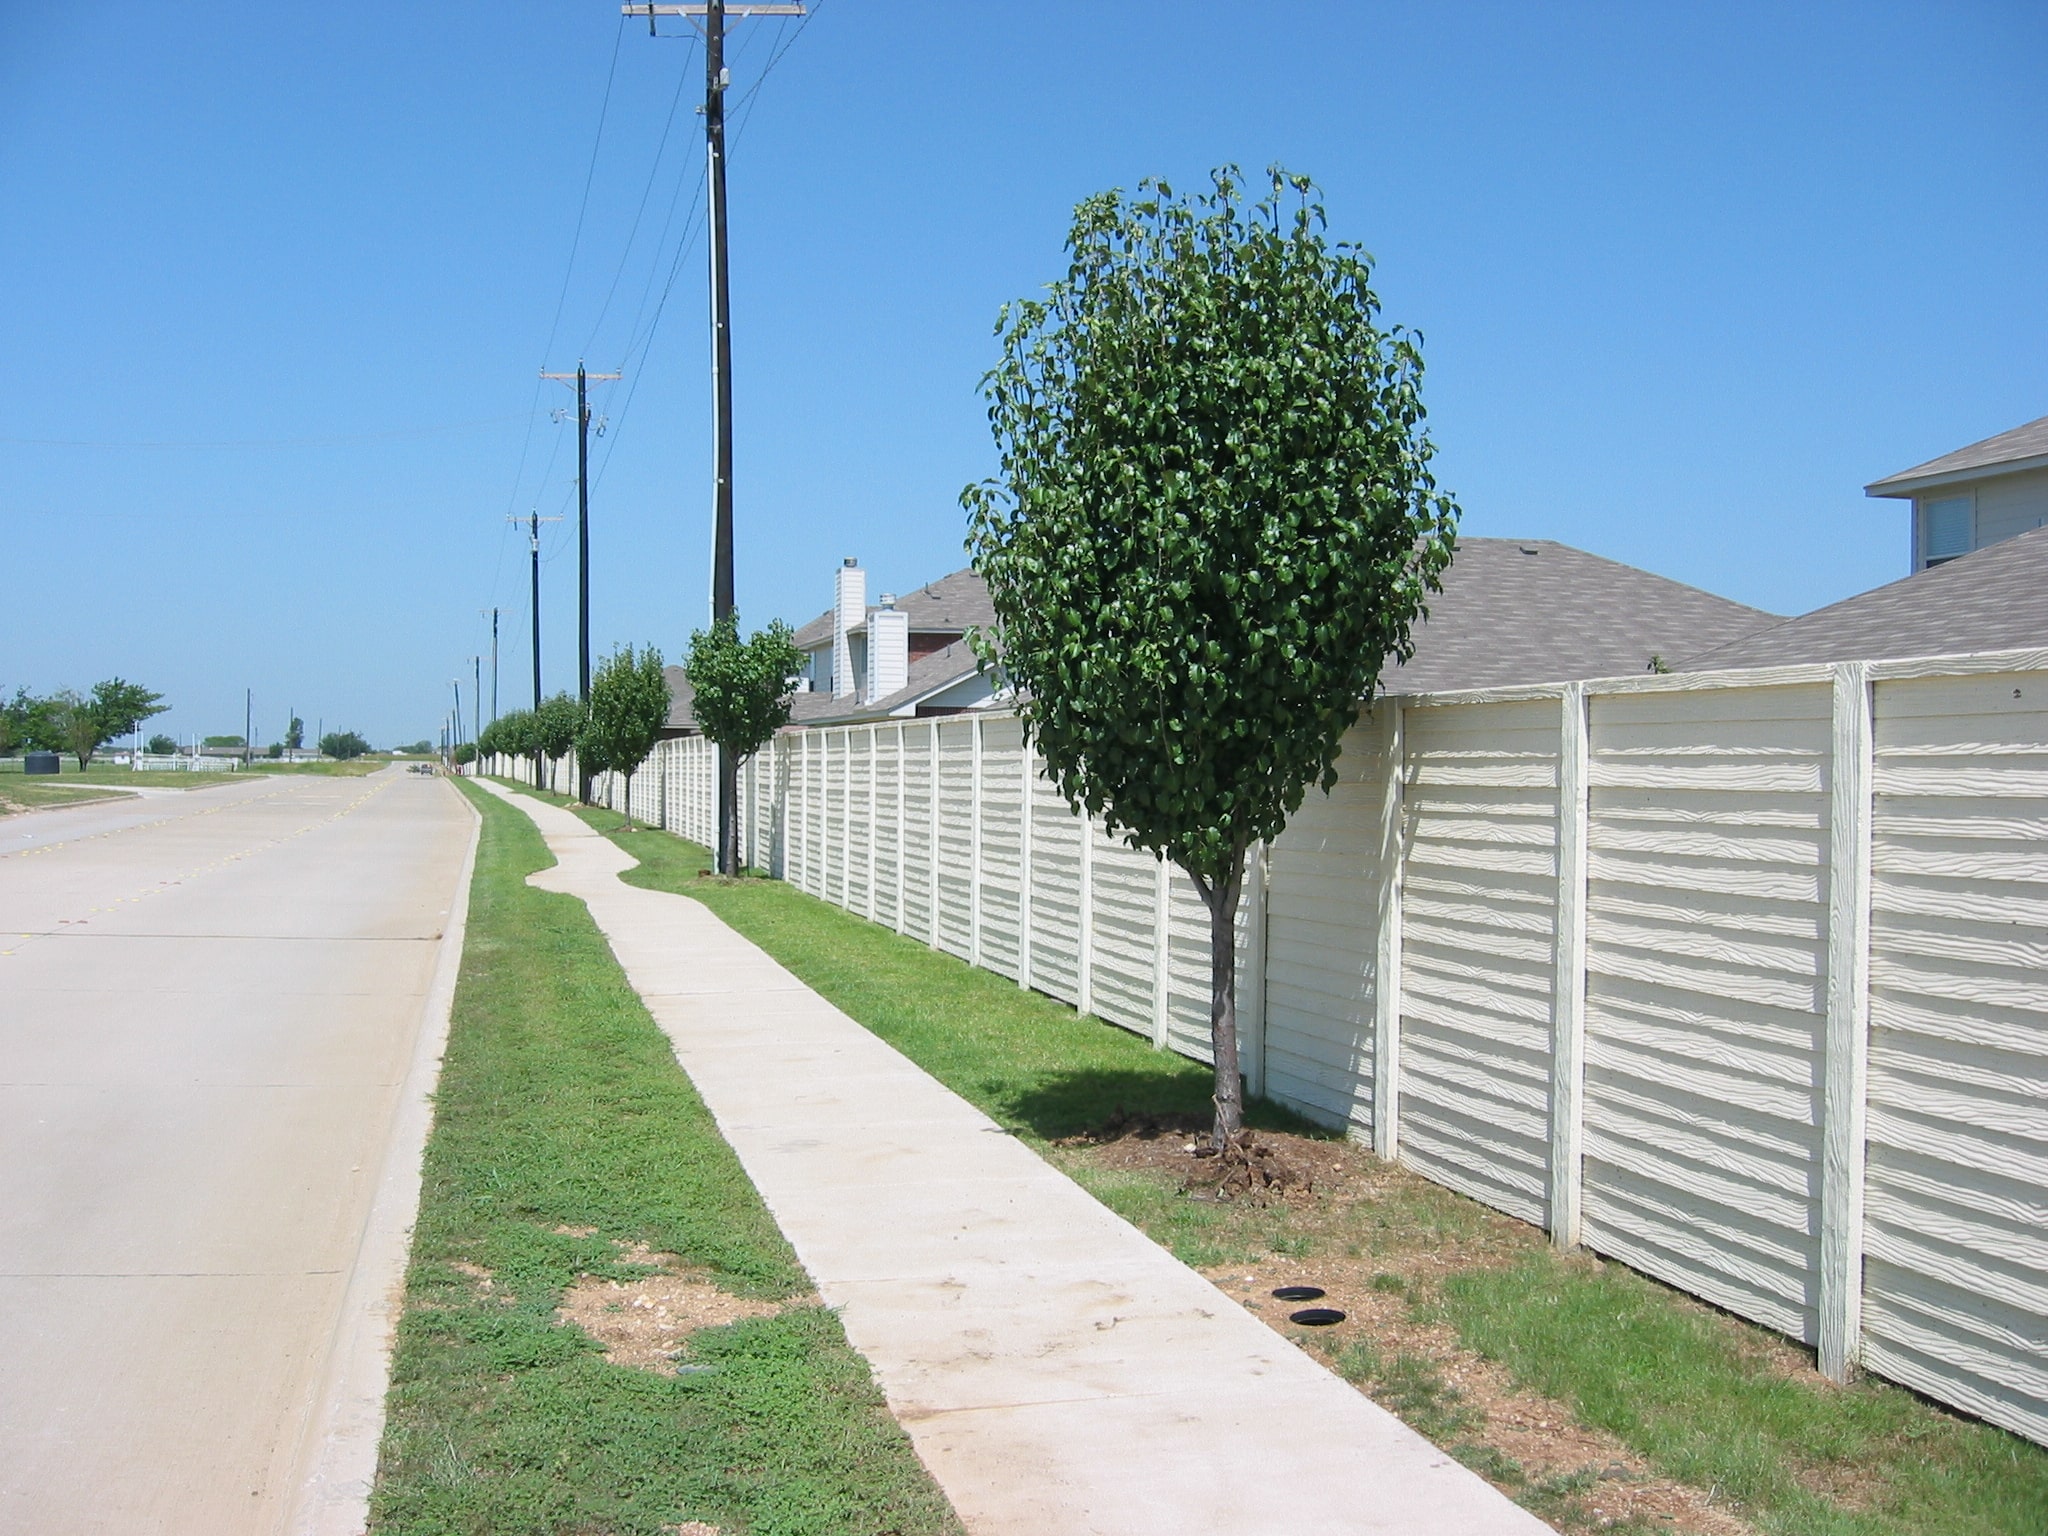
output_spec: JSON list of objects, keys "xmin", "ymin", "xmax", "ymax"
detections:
[{"xmin": 1054, "ymin": 1108, "xmax": 1366, "ymax": 1204}]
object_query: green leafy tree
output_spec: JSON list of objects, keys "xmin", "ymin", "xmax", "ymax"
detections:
[
  {"xmin": 0, "ymin": 688, "xmax": 36, "ymax": 757},
  {"xmin": 451, "ymin": 741, "xmax": 477, "ymax": 767},
  {"xmin": 964, "ymin": 167, "xmax": 1458, "ymax": 1145},
  {"xmin": 319, "ymin": 729, "xmax": 371, "ymax": 761},
  {"xmin": 579, "ymin": 644, "xmax": 671, "ymax": 824},
  {"xmin": 532, "ymin": 693, "xmax": 585, "ymax": 795},
  {"xmin": 397, "ymin": 739, "xmax": 434, "ymax": 756},
  {"xmin": 145, "ymin": 733, "xmax": 178, "ymax": 756},
  {"xmin": 45, "ymin": 678, "xmax": 169, "ymax": 768},
  {"xmin": 286, "ymin": 717, "xmax": 305, "ymax": 750},
  {"xmin": 684, "ymin": 612, "xmax": 802, "ymax": 872},
  {"xmin": 482, "ymin": 709, "xmax": 536, "ymax": 777},
  {"xmin": 204, "ymin": 735, "xmax": 246, "ymax": 749}
]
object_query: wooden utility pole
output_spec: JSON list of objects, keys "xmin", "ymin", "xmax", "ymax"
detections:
[
  {"xmin": 540, "ymin": 363, "xmax": 621, "ymax": 708},
  {"xmin": 484, "ymin": 607, "xmax": 500, "ymax": 724},
  {"xmin": 623, "ymin": 0, "xmax": 804, "ymax": 871},
  {"xmin": 509, "ymin": 513, "xmax": 563, "ymax": 711}
]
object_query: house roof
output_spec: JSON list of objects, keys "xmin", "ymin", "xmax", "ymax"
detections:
[
  {"xmin": 1864, "ymin": 412, "xmax": 2048, "ymax": 498},
  {"xmin": 1680, "ymin": 522, "xmax": 2048, "ymax": 672},
  {"xmin": 791, "ymin": 569, "xmax": 995, "ymax": 650},
  {"xmin": 1382, "ymin": 538, "xmax": 1775, "ymax": 696},
  {"xmin": 785, "ymin": 638, "xmax": 993, "ymax": 726}
]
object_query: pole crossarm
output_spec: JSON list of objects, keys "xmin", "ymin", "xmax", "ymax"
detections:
[
  {"xmin": 540, "ymin": 371, "xmax": 623, "ymax": 384},
  {"xmin": 621, "ymin": 4, "xmax": 805, "ymax": 16}
]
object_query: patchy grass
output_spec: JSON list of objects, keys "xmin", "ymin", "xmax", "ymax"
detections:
[
  {"xmin": 0, "ymin": 779, "xmax": 130, "ymax": 813},
  {"xmin": 516, "ymin": 784, "xmax": 2048, "ymax": 1536},
  {"xmin": 370, "ymin": 781, "xmax": 960, "ymax": 1536}
]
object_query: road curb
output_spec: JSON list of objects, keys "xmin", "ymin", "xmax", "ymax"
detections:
[{"xmin": 283, "ymin": 777, "xmax": 482, "ymax": 1536}]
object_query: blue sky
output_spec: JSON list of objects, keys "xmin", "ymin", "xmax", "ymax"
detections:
[{"xmin": 4, "ymin": 2, "xmax": 2044, "ymax": 748}]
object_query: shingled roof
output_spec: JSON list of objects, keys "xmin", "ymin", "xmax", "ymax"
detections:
[
  {"xmin": 1382, "ymin": 538, "xmax": 1775, "ymax": 695},
  {"xmin": 1865, "ymin": 412, "xmax": 2048, "ymax": 498},
  {"xmin": 1681, "ymin": 522, "xmax": 2048, "ymax": 671},
  {"xmin": 790, "ymin": 569, "xmax": 995, "ymax": 650}
]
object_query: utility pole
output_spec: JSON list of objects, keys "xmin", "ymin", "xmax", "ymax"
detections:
[
  {"xmin": 244, "ymin": 688, "xmax": 252, "ymax": 765},
  {"xmin": 452, "ymin": 680, "xmax": 463, "ymax": 749},
  {"xmin": 484, "ymin": 608, "xmax": 500, "ymax": 724},
  {"xmin": 625, "ymin": 0, "xmax": 803, "ymax": 870},
  {"xmin": 471, "ymin": 656, "xmax": 482, "ymax": 744},
  {"xmin": 541, "ymin": 363, "xmax": 621, "ymax": 708},
  {"xmin": 510, "ymin": 513, "xmax": 563, "ymax": 712}
]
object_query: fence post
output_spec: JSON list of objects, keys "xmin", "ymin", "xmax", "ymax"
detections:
[
  {"xmin": 969, "ymin": 717, "xmax": 985, "ymax": 965},
  {"xmin": 928, "ymin": 720, "xmax": 942, "ymax": 949},
  {"xmin": 895, "ymin": 724, "xmax": 909, "ymax": 933},
  {"xmin": 1152, "ymin": 855, "xmax": 1171, "ymax": 1048},
  {"xmin": 1820, "ymin": 661, "xmax": 1874, "ymax": 1381},
  {"xmin": 1549, "ymin": 682, "xmax": 1591, "ymax": 1250},
  {"xmin": 1372, "ymin": 702, "xmax": 1405, "ymax": 1160},
  {"xmin": 1078, "ymin": 806, "xmax": 1095, "ymax": 1017},
  {"xmin": 1018, "ymin": 736, "xmax": 1035, "ymax": 989},
  {"xmin": 866, "ymin": 726, "xmax": 879, "ymax": 921},
  {"xmin": 1243, "ymin": 840, "xmax": 1269, "ymax": 1101}
]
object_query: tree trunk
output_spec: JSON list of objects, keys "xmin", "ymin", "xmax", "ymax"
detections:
[
  {"xmin": 1195, "ymin": 845, "xmax": 1248, "ymax": 1147},
  {"xmin": 718, "ymin": 744, "xmax": 740, "ymax": 877},
  {"xmin": 621, "ymin": 768, "xmax": 634, "ymax": 828}
]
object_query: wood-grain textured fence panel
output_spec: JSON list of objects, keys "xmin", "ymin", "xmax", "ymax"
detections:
[
  {"xmin": 1582, "ymin": 683, "xmax": 1831, "ymax": 1343},
  {"xmin": 1261, "ymin": 715, "xmax": 1394, "ymax": 1136},
  {"xmin": 1863, "ymin": 670, "xmax": 2048, "ymax": 1443},
  {"xmin": 978, "ymin": 716, "xmax": 1027, "ymax": 981},
  {"xmin": 934, "ymin": 722, "xmax": 976, "ymax": 959},
  {"xmin": 1397, "ymin": 699, "xmax": 1560, "ymax": 1227}
]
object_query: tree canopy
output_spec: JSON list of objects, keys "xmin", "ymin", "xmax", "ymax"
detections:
[
  {"xmin": 964, "ymin": 166, "xmax": 1458, "ymax": 1141},
  {"xmin": 532, "ymin": 693, "xmax": 586, "ymax": 793},
  {"xmin": 579, "ymin": 645, "xmax": 670, "ymax": 822},
  {"xmin": 684, "ymin": 612, "xmax": 803, "ymax": 872},
  {"xmin": 319, "ymin": 730, "xmax": 371, "ymax": 761},
  {"xmin": 32, "ymin": 678, "xmax": 169, "ymax": 768}
]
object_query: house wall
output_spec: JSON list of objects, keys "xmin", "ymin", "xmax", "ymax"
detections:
[
  {"xmin": 489, "ymin": 645, "xmax": 2048, "ymax": 1449},
  {"xmin": 1916, "ymin": 467, "xmax": 2048, "ymax": 568}
]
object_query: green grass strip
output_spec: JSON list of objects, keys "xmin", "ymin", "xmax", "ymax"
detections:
[
  {"xmin": 528, "ymin": 787, "xmax": 2048, "ymax": 1536},
  {"xmin": 370, "ymin": 782, "xmax": 960, "ymax": 1536}
]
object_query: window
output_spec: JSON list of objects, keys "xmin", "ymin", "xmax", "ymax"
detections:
[{"xmin": 1921, "ymin": 494, "xmax": 1974, "ymax": 565}]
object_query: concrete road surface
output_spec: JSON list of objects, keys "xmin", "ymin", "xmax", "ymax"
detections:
[{"xmin": 0, "ymin": 769, "xmax": 476, "ymax": 1536}]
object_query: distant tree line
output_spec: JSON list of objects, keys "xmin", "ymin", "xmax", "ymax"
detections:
[{"xmin": 2, "ymin": 680, "xmax": 168, "ymax": 769}]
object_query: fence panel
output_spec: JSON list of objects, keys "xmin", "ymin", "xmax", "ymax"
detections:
[
  {"xmin": 1397, "ymin": 698, "xmax": 1561, "ymax": 1228},
  {"xmin": 902, "ymin": 725, "xmax": 937, "ymax": 941},
  {"xmin": 1087, "ymin": 828, "xmax": 1161, "ymax": 1038},
  {"xmin": 1582, "ymin": 683, "xmax": 1832, "ymax": 1343},
  {"xmin": 1026, "ymin": 764, "xmax": 1085, "ymax": 1005},
  {"xmin": 1861, "ymin": 670, "xmax": 2048, "ymax": 1442},
  {"xmin": 847, "ymin": 731, "xmax": 873, "ymax": 916},
  {"xmin": 934, "ymin": 721, "xmax": 977, "ymax": 959},
  {"xmin": 872, "ymin": 727, "xmax": 901, "ymax": 928},
  {"xmin": 1261, "ymin": 714, "xmax": 1396, "ymax": 1135},
  {"xmin": 978, "ymin": 716, "xmax": 1027, "ymax": 980}
]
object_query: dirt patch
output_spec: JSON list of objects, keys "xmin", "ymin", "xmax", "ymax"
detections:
[
  {"xmin": 1208, "ymin": 1255, "xmax": 1754, "ymax": 1535},
  {"xmin": 1062, "ymin": 1116, "xmax": 1755, "ymax": 1534},
  {"xmin": 556, "ymin": 1240, "xmax": 809, "ymax": 1373}
]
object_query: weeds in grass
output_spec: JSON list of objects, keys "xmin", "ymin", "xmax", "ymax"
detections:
[{"xmin": 371, "ymin": 783, "xmax": 959, "ymax": 1536}]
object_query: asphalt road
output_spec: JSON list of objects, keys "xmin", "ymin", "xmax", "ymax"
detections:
[{"xmin": 0, "ymin": 769, "xmax": 474, "ymax": 1535}]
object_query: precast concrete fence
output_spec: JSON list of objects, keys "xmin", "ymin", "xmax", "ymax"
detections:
[{"xmin": 489, "ymin": 645, "xmax": 2048, "ymax": 1447}]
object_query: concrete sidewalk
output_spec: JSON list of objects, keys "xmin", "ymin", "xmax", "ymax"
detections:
[{"xmin": 490, "ymin": 782, "xmax": 1552, "ymax": 1536}]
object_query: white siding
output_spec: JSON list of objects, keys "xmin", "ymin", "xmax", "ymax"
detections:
[
  {"xmin": 1973, "ymin": 467, "xmax": 2048, "ymax": 551},
  {"xmin": 1862, "ymin": 671, "xmax": 2048, "ymax": 1443}
]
